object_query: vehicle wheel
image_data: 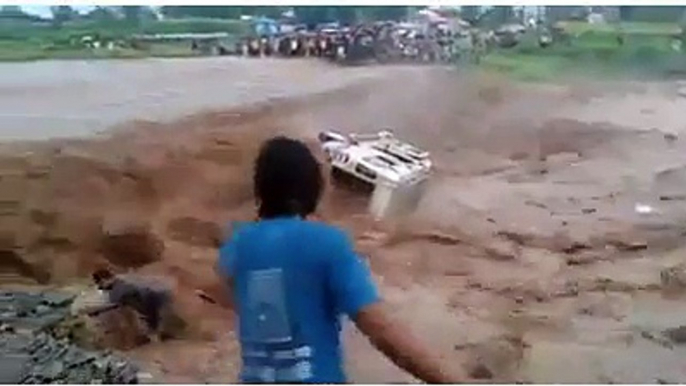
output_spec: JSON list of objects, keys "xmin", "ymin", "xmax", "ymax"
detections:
[
  {"xmin": 330, "ymin": 167, "xmax": 350, "ymax": 188},
  {"xmin": 330, "ymin": 167, "xmax": 374, "ymax": 194}
]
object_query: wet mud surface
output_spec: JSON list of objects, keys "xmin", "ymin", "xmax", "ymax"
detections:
[{"xmin": 2, "ymin": 59, "xmax": 686, "ymax": 383}]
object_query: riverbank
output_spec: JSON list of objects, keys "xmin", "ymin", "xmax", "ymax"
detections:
[
  {"xmin": 480, "ymin": 21, "xmax": 685, "ymax": 82},
  {"xmin": 0, "ymin": 41, "xmax": 201, "ymax": 62},
  {"xmin": 0, "ymin": 17, "xmax": 246, "ymax": 62}
]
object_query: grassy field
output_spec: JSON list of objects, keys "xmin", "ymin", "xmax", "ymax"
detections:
[
  {"xmin": 0, "ymin": 18, "xmax": 248, "ymax": 61},
  {"xmin": 480, "ymin": 21, "xmax": 685, "ymax": 82},
  {"xmin": 561, "ymin": 20, "xmax": 681, "ymax": 36}
]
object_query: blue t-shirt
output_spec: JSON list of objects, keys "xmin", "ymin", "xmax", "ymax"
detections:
[{"xmin": 217, "ymin": 217, "xmax": 380, "ymax": 383}]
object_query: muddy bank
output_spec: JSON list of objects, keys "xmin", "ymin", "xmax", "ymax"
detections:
[{"xmin": 2, "ymin": 66, "xmax": 686, "ymax": 383}]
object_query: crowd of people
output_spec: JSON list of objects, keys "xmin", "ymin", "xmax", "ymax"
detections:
[{"xmin": 235, "ymin": 21, "xmax": 481, "ymax": 65}]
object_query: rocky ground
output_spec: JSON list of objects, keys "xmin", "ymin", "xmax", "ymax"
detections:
[
  {"xmin": 2, "ymin": 59, "xmax": 686, "ymax": 383},
  {"xmin": 0, "ymin": 290, "xmax": 139, "ymax": 384}
]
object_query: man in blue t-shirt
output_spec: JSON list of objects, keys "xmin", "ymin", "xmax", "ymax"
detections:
[{"xmin": 216, "ymin": 137, "xmax": 463, "ymax": 383}]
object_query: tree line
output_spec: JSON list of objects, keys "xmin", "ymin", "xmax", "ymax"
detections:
[
  {"xmin": 160, "ymin": 6, "xmax": 413, "ymax": 24},
  {"xmin": 2, "ymin": 5, "xmax": 684, "ymax": 28},
  {"xmin": 0, "ymin": 6, "xmax": 415, "ymax": 26}
]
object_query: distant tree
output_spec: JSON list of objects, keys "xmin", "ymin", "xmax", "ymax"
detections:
[
  {"xmin": 240, "ymin": 6, "xmax": 288, "ymax": 19},
  {"xmin": 619, "ymin": 6, "xmax": 635, "ymax": 22},
  {"xmin": 366, "ymin": 6, "xmax": 408, "ymax": 21},
  {"xmin": 492, "ymin": 6, "xmax": 514, "ymax": 24},
  {"xmin": 294, "ymin": 6, "xmax": 407, "ymax": 26},
  {"xmin": 160, "ymin": 6, "xmax": 178, "ymax": 18},
  {"xmin": 0, "ymin": 5, "xmax": 44, "ymax": 21},
  {"xmin": 460, "ymin": 6, "xmax": 480, "ymax": 23},
  {"xmin": 161, "ymin": 6, "xmax": 243, "ymax": 19},
  {"xmin": 627, "ymin": 6, "xmax": 686, "ymax": 23},
  {"xmin": 546, "ymin": 6, "xmax": 586, "ymax": 23},
  {"xmin": 294, "ymin": 6, "xmax": 335, "ymax": 25},
  {"xmin": 84, "ymin": 6, "xmax": 120, "ymax": 22},
  {"xmin": 334, "ymin": 6, "xmax": 357, "ymax": 25},
  {"xmin": 515, "ymin": 7, "xmax": 525, "ymax": 23},
  {"xmin": 476, "ymin": 6, "xmax": 515, "ymax": 28},
  {"xmin": 122, "ymin": 6, "xmax": 141, "ymax": 24},
  {"xmin": 0, "ymin": 5, "xmax": 25, "ymax": 17},
  {"xmin": 138, "ymin": 6, "xmax": 159, "ymax": 22},
  {"xmin": 50, "ymin": 5, "xmax": 79, "ymax": 26}
]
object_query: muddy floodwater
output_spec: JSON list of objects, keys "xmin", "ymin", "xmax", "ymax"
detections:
[
  {"xmin": 3, "ymin": 58, "xmax": 686, "ymax": 383},
  {"xmin": 0, "ymin": 58, "xmax": 402, "ymax": 141}
]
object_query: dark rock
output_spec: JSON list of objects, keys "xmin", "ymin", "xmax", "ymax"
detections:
[
  {"xmin": 0, "ymin": 290, "xmax": 139, "ymax": 384},
  {"xmin": 562, "ymin": 242, "xmax": 591, "ymax": 254},
  {"xmin": 2, "ymin": 331, "xmax": 138, "ymax": 384},
  {"xmin": 0, "ymin": 290, "xmax": 74, "ymax": 331},
  {"xmin": 524, "ymin": 200, "xmax": 548, "ymax": 210},
  {"xmin": 28, "ymin": 209, "xmax": 58, "ymax": 227},
  {"xmin": 659, "ymin": 195, "xmax": 686, "ymax": 201},
  {"xmin": 664, "ymin": 133, "xmax": 678, "ymax": 142},
  {"xmin": 0, "ymin": 354, "xmax": 30, "ymax": 383},
  {"xmin": 663, "ymin": 326, "xmax": 686, "ymax": 344},
  {"xmin": 565, "ymin": 251, "xmax": 601, "ymax": 266},
  {"xmin": 640, "ymin": 330, "xmax": 674, "ymax": 349},
  {"xmin": 497, "ymin": 231, "xmax": 532, "ymax": 246},
  {"xmin": 469, "ymin": 363, "xmax": 494, "ymax": 379},
  {"xmin": 483, "ymin": 239, "xmax": 519, "ymax": 261},
  {"xmin": 660, "ymin": 264, "xmax": 686, "ymax": 291},
  {"xmin": 609, "ymin": 240, "xmax": 648, "ymax": 252},
  {"xmin": 0, "ymin": 250, "xmax": 51, "ymax": 284},
  {"xmin": 40, "ymin": 292, "xmax": 74, "ymax": 308},
  {"xmin": 100, "ymin": 220, "xmax": 163, "ymax": 268}
]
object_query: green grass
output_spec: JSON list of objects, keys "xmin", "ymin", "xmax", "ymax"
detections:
[
  {"xmin": 480, "ymin": 22, "xmax": 685, "ymax": 82},
  {"xmin": 561, "ymin": 20, "xmax": 681, "ymax": 36},
  {"xmin": 481, "ymin": 46, "xmax": 684, "ymax": 83},
  {"xmin": 0, "ymin": 18, "xmax": 249, "ymax": 61},
  {"xmin": 480, "ymin": 53, "xmax": 570, "ymax": 82},
  {"xmin": 0, "ymin": 39, "xmax": 207, "ymax": 62},
  {"xmin": 0, "ymin": 18, "xmax": 249, "ymax": 40}
]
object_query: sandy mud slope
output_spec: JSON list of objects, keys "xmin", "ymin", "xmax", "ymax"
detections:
[{"xmin": 2, "ymin": 60, "xmax": 686, "ymax": 383}]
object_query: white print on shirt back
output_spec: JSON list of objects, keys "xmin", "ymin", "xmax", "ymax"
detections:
[
  {"xmin": 244, "ymin": 268, "xmax": 292, "ymax": 343},
  {"xmin": 242, "ymin": 268, "xmax": 314, "ymax": 382}
]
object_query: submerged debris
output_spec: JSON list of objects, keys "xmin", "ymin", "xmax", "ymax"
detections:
[
  {"xmin": 660, "ymin": 264, "xmax": 686, "ymax": 292},
  {"xmin": 663, "ymin": 325, "xmax": 686, "ymax": 345},
  {"xmin": 0, "ymin": 290, "xmax": 139, "ymax": 384}
]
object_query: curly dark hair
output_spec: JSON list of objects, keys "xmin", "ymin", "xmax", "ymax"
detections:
[
  {"xmin": 253, "ymin": 136, "xmax": 323, "ymax": 219},
  {"xmin": 92, "ymin": 267, "xmax": 114, "ymax": 283}
]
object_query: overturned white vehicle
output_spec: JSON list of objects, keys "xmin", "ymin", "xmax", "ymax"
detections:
[{"xmin": 318, "ymin": 130, "xmax": 432, "ymax": 219}]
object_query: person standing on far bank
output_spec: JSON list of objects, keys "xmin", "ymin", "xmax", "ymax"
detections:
[{"xmin": 216, "ymin": 136, "xmax": 464, "ymax": 383}]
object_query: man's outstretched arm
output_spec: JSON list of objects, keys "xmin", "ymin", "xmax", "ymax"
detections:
[
  {"xmin": 327, "ymin": 231, "xmax": 464, "ymax": 384},
  {"xmin": 81, "ymin": 303, "xmax": 120, "ymax": 316},
  {"xmin": 213, "ymin": 261, "xmax": 235, "ymax": 309},
  {"xmin": 353, "ymin": 302, "xmax": 464, "ymax": 384}
]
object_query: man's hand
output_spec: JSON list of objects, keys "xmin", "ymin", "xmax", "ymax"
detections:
[
  {"xmin": 147, "ymin": 332, "xmax": 162, "ymax": 344},
  {"xmin": 353, "ymin": 302, "xmax": 465, "ymax": 384},
  {"xmin": 81, "ymin": 303, "xmax": 120, "ymax": 317},
  {"xmin": 213, "ymin": 261, "xmax": 235, "ymax": 310}
]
